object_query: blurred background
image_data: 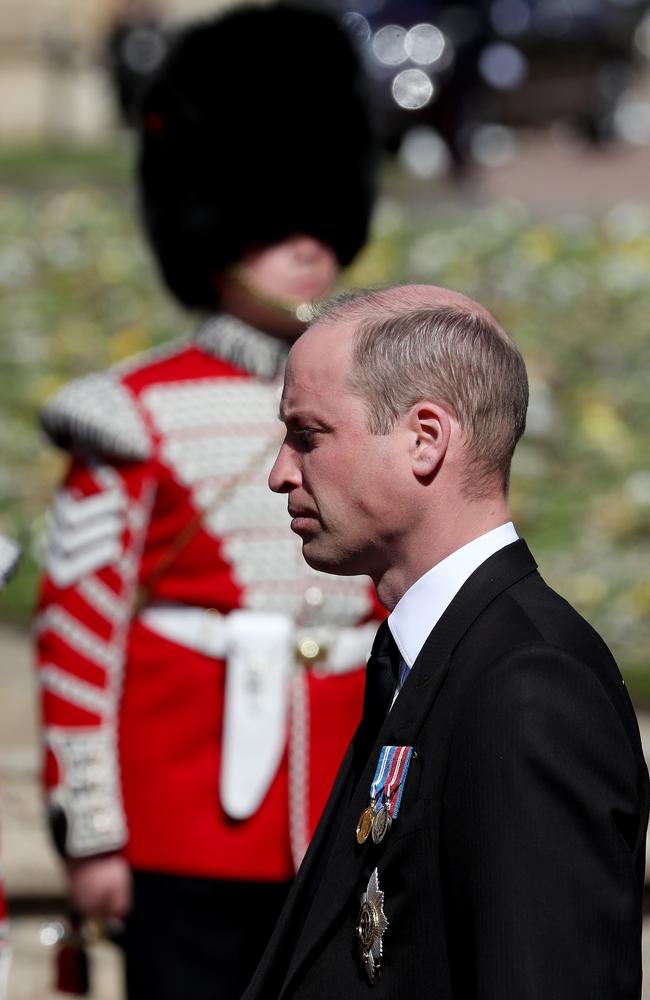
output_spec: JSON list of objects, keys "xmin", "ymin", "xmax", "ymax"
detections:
[{"xmin": 2, "ymin": 0, "xmax": 650, "ymax": 996}]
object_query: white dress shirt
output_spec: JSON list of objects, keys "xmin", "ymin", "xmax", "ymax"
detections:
[{"xmin": 388, "ymin": 522, "xmax": 519, "ymax": 702}]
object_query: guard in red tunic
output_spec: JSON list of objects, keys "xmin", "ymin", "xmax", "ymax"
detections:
[
  {"xmin": 35, "ymin": 6, "xmax": 378, "ymax": 998},
  {"xmin": 0, "ymin": 536, "xmax": 21, "ymax": 1000}
]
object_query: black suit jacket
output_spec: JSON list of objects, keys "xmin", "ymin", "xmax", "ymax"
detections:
[{"xmin": 243, "ymin": 541, "xmax": 649, "ymax": 999}]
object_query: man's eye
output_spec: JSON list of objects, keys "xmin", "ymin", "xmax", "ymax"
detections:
[{"xmin": 294, "ymin": 428, "xmax": 318, "ymax": 450}]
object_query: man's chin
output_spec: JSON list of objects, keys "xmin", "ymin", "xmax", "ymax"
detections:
[{"xmin": 301, "ymin": 540, "xmax": 357, "ymax": 577}]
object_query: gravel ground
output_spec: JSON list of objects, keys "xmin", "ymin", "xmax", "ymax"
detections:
[{"xmin": 7, "ymin": 917, "xmax": 121, "ymax": 1000}]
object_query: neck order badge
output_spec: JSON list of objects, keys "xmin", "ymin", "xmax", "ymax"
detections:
[{"xmin": 356, "ymin": 746, "xmax": 414, "ymax": 847}]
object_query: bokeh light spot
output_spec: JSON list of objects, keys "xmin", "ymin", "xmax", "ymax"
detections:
[
  {"xmin": 479, "ymin": 42, "xmax": 528, "ymax": 90},
  {"xmin": 391, "ymin": 69, "xmax": 435, "ymax": 110},
  {"xmin": 404, "ymin": 23, "xmax": 446, "ymax": 66},
  {"xmin": 341, "ymin": 12, "xmax": 372, "ymax": 47},
  {"xmin": 398, "ymin": 126, "xmax": 450, "ymax": 178},
  {"xmin": 372, "ymin": 24, "xmax": 407, "ymax": 66},
  {"xmin": 490, "ymin": 0, "xmax": 532, "ymax": 37}
]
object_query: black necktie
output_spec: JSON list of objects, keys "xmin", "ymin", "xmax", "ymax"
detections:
[
  {"xmin": 362, "ymin": 620, "xmax": 401, "ymax": 740},
  {"xmin": 348, "ymin": 620, "xmax": 401, "ymax": 792}
]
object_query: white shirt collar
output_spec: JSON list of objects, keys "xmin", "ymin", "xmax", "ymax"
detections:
[{"xmin": 387, "ymin": 522, "xmax": 519, "ymax": 669}]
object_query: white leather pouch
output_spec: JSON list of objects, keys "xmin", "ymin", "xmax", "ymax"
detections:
[{"xmin": 220, "ymin": 611, "xmax": 294, "ymax": 819}]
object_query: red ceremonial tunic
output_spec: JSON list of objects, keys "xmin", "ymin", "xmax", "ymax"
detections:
[{"xmin": 36, "ymin": 316, "xmax": 382, "ymax": 881}]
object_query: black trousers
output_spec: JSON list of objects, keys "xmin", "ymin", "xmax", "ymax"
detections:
[{"xmin": 124, "ymin": 871, "xmax": 292, "ymax": 1000}]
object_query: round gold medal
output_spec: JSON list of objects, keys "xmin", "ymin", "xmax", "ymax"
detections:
[{"xmin": 356, "ymin": 805, "xmax": 375, "ymax": 845}]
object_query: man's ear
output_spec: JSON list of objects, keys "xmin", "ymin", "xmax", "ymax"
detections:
[{"xmin": 406, "ymin": 402, "xmax": 452, "ymax": 478}]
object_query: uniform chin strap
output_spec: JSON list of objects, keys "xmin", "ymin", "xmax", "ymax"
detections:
[{"xmin": 228, "ymin": 266, "xmax": 317, "ymax": 323}]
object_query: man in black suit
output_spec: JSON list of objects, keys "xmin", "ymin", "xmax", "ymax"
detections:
[{"xmin": 244, "ymin": 284, "xmax": 649, "ymax": 999}]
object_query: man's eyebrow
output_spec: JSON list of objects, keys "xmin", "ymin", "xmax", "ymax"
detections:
[
  {"xmin": 277, "ymin": 405, "xmax": 326, "ymax": 428},
  {"xmin": 278, "ymin": 403, "xmax": 300, "ymax": 424}
]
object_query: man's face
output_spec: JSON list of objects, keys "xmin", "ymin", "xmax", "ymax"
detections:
[
  {"xmin": 216, "ymin": 234, "xmax": 339, "ymax": 341},
  {"xmin": 269, "ymin": 320, "xmax": 409, "ymax": 578},
  {"xmin": 240, "ymin": 235, "xmax": 338, "ymax": 307}
]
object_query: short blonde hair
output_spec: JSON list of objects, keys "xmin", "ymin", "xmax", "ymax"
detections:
[{"xmin": 319, "ymin": 291, "xmax": 528, "ymax": 497}]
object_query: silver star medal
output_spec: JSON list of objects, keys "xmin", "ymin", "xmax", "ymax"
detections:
[{"xmin": 356, "ymin": 868, "xmax": 389, "ymax": 984}]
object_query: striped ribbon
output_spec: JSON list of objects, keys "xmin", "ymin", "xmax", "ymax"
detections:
[
  {"xmin": 380, "ymin": 745, "xmax": 413, "ymax": 820},
  {"xmin": 369, "ymin": 745, "xmax": 393, "ymax": 809}
]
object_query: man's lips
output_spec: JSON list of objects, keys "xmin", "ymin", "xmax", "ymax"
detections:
[
  {"xmin": 288, "ymin": 506, "xmax": 317, "ymax": 518},
  {"xmin": 288, "ymin": 507, "xmax": 319, "ymax": 533}
]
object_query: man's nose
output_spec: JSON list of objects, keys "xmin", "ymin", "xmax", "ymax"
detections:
[{"xmin": 269, "ymin": 443, "xmax": 301, "ymax": 494}]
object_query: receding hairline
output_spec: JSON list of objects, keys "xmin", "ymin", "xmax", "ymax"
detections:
[
  {"xmin": 308, "ymin": 285, "xmax": 528, "ymax": 499},
  {"xmin": 312, "ymin": 284, "xmax": 508, "ymax": 340}
]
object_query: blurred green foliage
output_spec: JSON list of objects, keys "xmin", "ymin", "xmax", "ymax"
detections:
[
  {"xmin": 0, "ymin": 143, "xmax": 183, "ymax": 618},
  {"xmin": 1, "ymin": 146, "xmax": 649, "ymax": 701}
]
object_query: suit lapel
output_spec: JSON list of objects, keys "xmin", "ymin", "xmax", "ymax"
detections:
[
  {"xmin": 278, "ymin": 540, "xmax": 537, "ymax": 997},
  {"xmin": 244, "ymin": 742, "xmax": 357, "ymax": 999}
]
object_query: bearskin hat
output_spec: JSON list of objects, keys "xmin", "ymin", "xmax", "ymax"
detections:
[{"xmin": 137, "ymin": 4, "xmax": 376, "ymax": 311}]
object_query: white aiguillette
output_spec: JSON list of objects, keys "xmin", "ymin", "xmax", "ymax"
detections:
[{"xmin": 356, "ymin": 868, "xmax": 389, "ymax": 985}]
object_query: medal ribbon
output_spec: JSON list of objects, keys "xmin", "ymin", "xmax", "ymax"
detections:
[
  {"xmin": 369, "ymin": 745, "xmax": 394, "ymax": 812},
  {"xmin": 381, "ymin": 745, "xmax": 413, "ymax": 820}
]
